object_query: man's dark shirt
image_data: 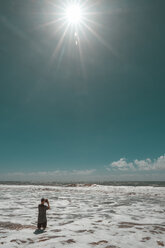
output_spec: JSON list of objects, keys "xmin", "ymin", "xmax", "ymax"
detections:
[{"xmin": 38, "ymin": 204, "xmax": 48, "ymax": 223}]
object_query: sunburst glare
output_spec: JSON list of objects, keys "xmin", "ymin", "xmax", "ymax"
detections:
[
  {"xmin": 65, "ymin": 3, "xmax": 83, "ymax": 25},
  {"xmin": 38, "ymin": 0, "xmax": 111, "ymax": 73}
]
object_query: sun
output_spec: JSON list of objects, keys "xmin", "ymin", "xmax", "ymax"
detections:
[
  {"xmin": 39, "ymin": 0, "xmax": 108, "ymax": 66},
  {"xmin": 65, "ymin": 3, "xmax": 83, "ymax": 25}
]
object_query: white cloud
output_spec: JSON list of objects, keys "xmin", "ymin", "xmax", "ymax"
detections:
[
  {"xmin": 0, "ymin": 169, "xmax": 96, "ymax": 182},
  {"xmin": 1, "ymin": 155, "xmax": 165, "ymax": 183},
  {"xmin": 134, "ymin": 158, "xmax": 152, "ymax": 171},
  {"xmin": 71, "ymin": 169, "xmax": 96, "ymax": 175},
  {"xmin": 107, "ymin": 154, "xmax": 165, "ymax": 171},
  {"xmin": 153, "ymin": 155, "xmax": 165, "ymax": 170},
  {"xmin": 110, "ymin": 158, "xmax": 134, "ymax": 171}
]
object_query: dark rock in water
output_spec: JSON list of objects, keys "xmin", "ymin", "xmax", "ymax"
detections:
[
  {"xmin": 20, "ymin": 240, "xmax": 27, "ymax": 243},
  {"xmin": 87, "ymin": 230, "xmax": 95, "ymax": 233},
  {"xmin": 27, "ymin": 238, "xmax": 34, "ymax": 244},
  {"xmin": 157, "ymin": 241, "xmax": 165, "ymax": 246},
  {"xmin": 105, "ymin": 246, "xmax": 118, "ymax": 248},
  {"xmin": 154, "ymin": 226, "xmax": 165, "ymax": 232},
  {"xmin": 76, "ymin": 229, "xmax": 87, "ymax": 233},
  {"xmin": 39, "ymin": 238, "xmax": 49, "ymax": 242},
  {"xmin": 141, "ymin": 237, "xmax": 151, "ymax": 242},
  {"xmin": 66, "ymin": 184, "xmax": 78, "ymax": 187},
  {"xmin": 59, "ymin": 220, "xmax": 74, "ymax": 225},
  {"xmin": 10, "ymin": 239, "xmax": 27, "ymax": 244},
  {"xmin": 62, "ymin": 239, "xmax": 76, "ymax": 244},
  {"xmin": 84, "ymin": 184, "xmax": 94, "ymax": 187},
  {"xmin": 51, "ymin": 229, "xmax": 62, "ymax": 232},
  {"xmin": 89, "ymin": 240, "xmax": 108, "ymax": 245},
  {"xmin": 0, "ymin": 221, "xmax": 35, "ymax": 230},
  {"xmin": 48, "ymin": 235, "xmax": 65, "ymax": 239}
]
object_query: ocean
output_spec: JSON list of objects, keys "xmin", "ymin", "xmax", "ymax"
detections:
[
  {"xmin": 0, "ymin": 181, "xmax": 165, "ymax": 187},
  {"xmin": 0, "ymin": 183, "xmax": 165, "ymax": 247}
]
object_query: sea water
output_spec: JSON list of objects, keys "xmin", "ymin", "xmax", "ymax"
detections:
[{"xmin": 0, "ymin": 183, "xmax": 165, "ymax": 247}]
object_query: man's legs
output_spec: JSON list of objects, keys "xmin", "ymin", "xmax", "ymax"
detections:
[
  {"xmin": 37, "ymin": 222, "xmax": 47, "ymax": 230},
  {"xmin": 37, "ymin": 223, "xmax": 42, "ymax": 229},
  {"xmin": 42, "ymin": 221, "xmax": 47, "ymax": 230}
]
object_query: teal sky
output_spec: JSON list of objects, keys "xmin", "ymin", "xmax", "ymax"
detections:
[{"xmin": 0, "ymin": 0, "xmax": 165, "ymax": 181}]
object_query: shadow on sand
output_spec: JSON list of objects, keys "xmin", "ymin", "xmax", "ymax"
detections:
[{"xmin": 34, "ymin": 229, "xmax": 46, "ymax": 235}]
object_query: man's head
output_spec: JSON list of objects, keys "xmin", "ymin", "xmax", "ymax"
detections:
[{"xmin": 41, "ymin": 198, "xmax": 45, "ymax": 204}]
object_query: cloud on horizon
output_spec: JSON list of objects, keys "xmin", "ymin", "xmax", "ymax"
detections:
[
  {"xmin": 0, "ymin": 155, "xmax": 165, "ymax": 182},
  {"xmin": 0, "ymin": 169, "xmax": 96, "ymax": 182},
  {"xmin": 107, "ymin": 154, "xmax": 165, "ymax": 171}
]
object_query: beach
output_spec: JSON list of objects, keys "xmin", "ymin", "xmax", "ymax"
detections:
[{"xmin": 0, "ymin": 184, "xmax": 165, "ymax": 247}]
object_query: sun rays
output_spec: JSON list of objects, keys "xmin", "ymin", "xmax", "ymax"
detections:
[{"xmin": 35, "ymin": 0, "xmax": 109, "ymax": 74}]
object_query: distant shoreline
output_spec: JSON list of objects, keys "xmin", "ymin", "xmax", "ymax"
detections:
[{"xmin": 0, "ymin": 181, "xmax": 165, "ymax": 187}]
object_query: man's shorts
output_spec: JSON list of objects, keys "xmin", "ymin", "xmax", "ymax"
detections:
[{"xmin": 37, "ymin": 221, "xmax": 47, "ymax": 229}]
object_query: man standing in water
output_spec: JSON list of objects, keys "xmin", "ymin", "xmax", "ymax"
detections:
[{"xmin": 37, "ymin": 198, "xmax": 50, "ymax": 230}]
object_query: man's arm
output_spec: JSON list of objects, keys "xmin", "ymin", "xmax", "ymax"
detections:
[{"xmin": 46, "ymin": 199, "xmax": 50, "ymax": 209}]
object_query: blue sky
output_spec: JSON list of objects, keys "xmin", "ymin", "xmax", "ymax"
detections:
[{"xmin": 0, "ymin": 0, "xmax": 165, "ymax": 181}]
